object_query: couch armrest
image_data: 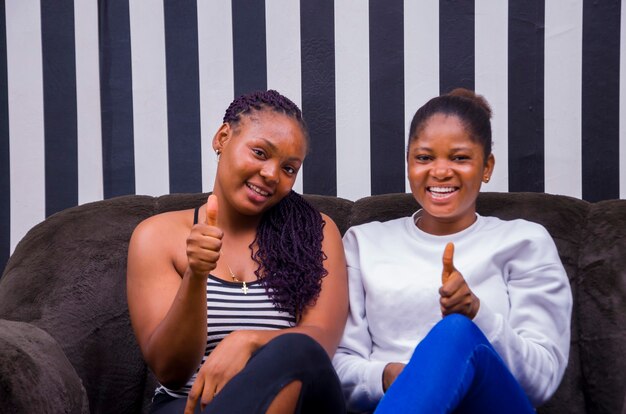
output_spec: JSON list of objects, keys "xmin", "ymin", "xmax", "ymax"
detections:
[{"xmin": 0, "ymin": 319, "xmax": 89, "ymax": 413}]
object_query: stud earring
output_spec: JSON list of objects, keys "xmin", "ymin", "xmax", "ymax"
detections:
[{"xmin": 484, "ymin": 177, "xmax": 490, "ymax": 183}]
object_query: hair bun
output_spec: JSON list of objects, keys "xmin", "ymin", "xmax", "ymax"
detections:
[{"xmin": 447, "ymin": 88, "xmax": 492, "ymax": 118}]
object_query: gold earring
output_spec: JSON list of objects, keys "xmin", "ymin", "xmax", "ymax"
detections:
[{"xmin": 484, "ymin": 177, "xmax": 490, "ymax": 183}]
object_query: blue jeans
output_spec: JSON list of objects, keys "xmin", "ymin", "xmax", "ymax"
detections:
[{"xmin": 375, "ymin": 314, "xmax": 535, "ymax": 414}]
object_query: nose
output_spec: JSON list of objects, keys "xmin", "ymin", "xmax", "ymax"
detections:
[
  {"xmin": 260, "ymin": 162, "xmax": 279, "ymax": 184},
  {"xmin": 429, "ymin": 160, "xmax": 453, "ymax": 180}
]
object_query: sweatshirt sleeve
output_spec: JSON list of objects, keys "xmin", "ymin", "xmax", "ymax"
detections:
[
  {"xmin": 472, "ymin": 222, "xmax": 572, "ymax": 406},
  {"xmin": 332, "ymin": 228, "xmax": 386, "ymax": 413}
]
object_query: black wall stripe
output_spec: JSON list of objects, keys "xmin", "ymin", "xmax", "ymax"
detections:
[
  {"xmin": 369, "ymin": 0, "xmax": 405, "ymax": 195},
  {"xmin": 439, "ymin": 0, "xmax": 475, "ymax": 94},
  {"xmin": 508, "ymin": 1, "xmax": 545, "ymax": 193},
  {"xmin": 98, "ymin": 0, "xmax": 135, "ymax": 198},
  {"xmin": 300, "ymin": 0, "xmax": 336, "ymax": 196},
  {"xmin": 232, "ymin": 0, "xmax": 267, "ymax": 98},
  {"xmin": 164, "ymin": 0, "xmax": 202, "ymax": 194},
  {"xmin": 0, "ymin": 0, "xmax": 9, "ymax": 274},
  {"xmin": 41, "ymin": 0, "xmax": 78, "ymax": 216},
  {"xmin": 582, "ymin": 1, "xmax": 621, "ymax": 202}
]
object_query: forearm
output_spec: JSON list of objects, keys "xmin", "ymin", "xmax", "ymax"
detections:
[
  {"xmin": 235, "ymin": 323, "xmax": 341, "ymax": 358},
  {"xmin": 144, "ymin": 269, "xmax": 209, "ymax": 387},
  {"xmin": 333, "ymin": 350, "xmax": 387, "ymax": 412}
]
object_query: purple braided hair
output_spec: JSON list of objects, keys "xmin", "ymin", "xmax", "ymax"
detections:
[
  {"xmin": 223, "ymin": 89, "xmax": 308, "ymax": 142},
  {"xmin": 252, "ymin": 192, "xmax": 327, "ymax": 319}
]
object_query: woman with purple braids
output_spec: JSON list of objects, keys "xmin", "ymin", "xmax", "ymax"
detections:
[{"xmin": 127, "ymin": 90, "xmax": 348, "ymax": 414}]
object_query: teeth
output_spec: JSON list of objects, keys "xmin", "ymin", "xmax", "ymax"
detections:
[
  {"xmin": 247, "ymin": 183, "xmax": 269, "ymax": 196},
  {"xmin": 429, "ymin": 186, "xmax": 456, "ymax": 193}
]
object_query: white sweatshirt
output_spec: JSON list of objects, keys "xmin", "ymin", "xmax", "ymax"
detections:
[{"xmin": 332, "ymin": 212, "xmax": 572, "ymax": 413}]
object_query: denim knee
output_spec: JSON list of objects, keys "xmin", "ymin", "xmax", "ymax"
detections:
[
  {"xmin": 435, "ymin": 314, "xmax": 486, "ymax": 343},
  {"xmin": 262, "ymin": 333, "xmax": 330, "ymax": 370}
]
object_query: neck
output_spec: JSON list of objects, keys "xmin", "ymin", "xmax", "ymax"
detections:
[
  {"xmin": 209, "ymin": 189, "xmax": 263, "ymax": 234},
  {"xmin": 416, "ymin": 211, "xmax": 477, "ymax": 236}
]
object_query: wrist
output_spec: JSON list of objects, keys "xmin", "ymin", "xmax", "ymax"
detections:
[
  {"xmin": 184, "ymin": 266, "xmax": 210, "ymax": 281},
  {"xmin": 382, "ymin": 362, "xmax": 404, "ymax": 392},
  {"xmin": 470, "ymin": 295, "xmax": 480, "ymax": 319},
  {"xmin": 228, "ymin": 330, "xmax": 263, "ymax": 352}
]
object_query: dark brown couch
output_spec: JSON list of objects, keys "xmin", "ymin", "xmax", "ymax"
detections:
[{"xmin": 1, "ymin": 192, "xmax": 625, "ymax": 413}]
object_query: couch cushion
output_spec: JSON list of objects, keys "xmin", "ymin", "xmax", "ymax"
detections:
[
  {"xmin": 0, "ymin": 319, "xmax": 89, "ymax": 413},
  {"xmin": 0, "ymin": 195, "xmax": 165, "ymax": 413},
  {"xmin": 577, "ymin": 199, "xmax": 626, "ymax": 414}
]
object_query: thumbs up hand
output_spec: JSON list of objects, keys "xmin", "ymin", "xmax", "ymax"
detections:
[
  {"xmin": 186, "ymin": 194, "xmax": 223, "ymax": 278},
  {"xmin": 441, "ymin": 242, "xmax": 456, "ymax": 285},
  {"xmin": 439, "ymin": 242, "xmax": 480, "ymax": 319},
  {"xmin": 205, "ymin": 193, "xmax": 218, "ymax": 227}
]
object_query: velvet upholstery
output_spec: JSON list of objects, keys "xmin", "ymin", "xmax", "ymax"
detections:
[
  {"xmin": 0, "ymin": 319, "xmax": 89, "ymax": 413},
  {"xmin": 0, "ymin": 192, "xmax": 624, "ymax": 414}
]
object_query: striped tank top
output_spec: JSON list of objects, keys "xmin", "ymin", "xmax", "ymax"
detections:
[{"xmin": 155, "ymin": 208, "xmax": 296, "ymax": 398}]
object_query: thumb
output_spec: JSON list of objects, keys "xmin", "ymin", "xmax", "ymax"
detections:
[
  {"xmin": 206, "ymin": 194, "xmax": 218, "ymax": 226},
  {"xmin": 441, "ymin": 242, "xmax": 455, "ymax": 284}
]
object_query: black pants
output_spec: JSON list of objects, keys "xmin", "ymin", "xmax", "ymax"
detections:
[{"xmin": 151, "ymin": 333, "xmax": 345, "ymax": 414}]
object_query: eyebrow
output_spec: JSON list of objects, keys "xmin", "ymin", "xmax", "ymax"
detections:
[
  {"xmin": 259, "ymin": 137, "xmax": 278, "ymax": 152},
  {"xmin": 411, "ymin": 146, "xmax": 473, "ymax": 152},
  {"xmin": 258, "ymin": 138, "xmax": 304, "ymax": 163}
]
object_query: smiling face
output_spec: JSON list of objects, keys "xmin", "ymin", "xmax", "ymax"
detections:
[
  {"xmin": 407, "ymin": 113, "xmax": 494, "ymax": 235},
  {"xmin": 213, "ymin": 110, "xmax": 307, "ymax": 217}
]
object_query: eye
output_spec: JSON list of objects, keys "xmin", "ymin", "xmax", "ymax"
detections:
[
  {"xmin": 414, "ymin": 154, "xmax": 432, "ymax": 162},
  {"xmin": 283, "ymin": 165, "xmax": 298, "ymax": 175},
  {"xmin": 452, "ymin": 155, "xmax": 470, "ymax": 161},
  {"xmin": 252, "ymin": 148, "xmax": 266, "ymax": 159}
]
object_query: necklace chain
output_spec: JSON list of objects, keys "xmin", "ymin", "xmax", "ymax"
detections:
[{"xmin": 226, "ymin": 264, "xmax": 249, "ymax": 295}]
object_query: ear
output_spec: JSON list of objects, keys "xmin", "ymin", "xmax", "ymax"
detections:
[
  {"xmin": 212, "ymin": 123, "xmax": 232, "ymax": 153},
  {"xmin": 483, "ymin": 153, "xmax": 495, "ymax": 183}
]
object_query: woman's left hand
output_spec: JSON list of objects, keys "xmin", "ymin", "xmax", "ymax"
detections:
[
  {"xmin": 439, "ymin": 242, "xmax": 480, "ymax": 319},
  {"xmin": 184, "ymin": 330, "xmax": 256, "ymax": 414}
]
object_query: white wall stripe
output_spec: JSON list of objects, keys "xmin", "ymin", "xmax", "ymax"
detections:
[
  {"xmin": 475, "ymin": 0, "xmax": 509, "ymax": 193},
  {"xmin": 197, "ymin": 0, "xmax": 234, "ymax": 193},
  {"xmin": 404, "ymin": 0, "xmax": 439, "ymax": 193},
  {"xmin": 129, "ymin": 0, "xmax": 170, "ymax": 197},
  {"xmin": 619, "ymin": 3, "xmax": 626, "ymax": 199},
  {"xmin": 6, "ymin": 0, "xmax": 45, "ymax": 252},
  {"xmin": 75, "ymin": 0, "xmax": 103, "ymax": 206},
  {"xmin": 544, "ymin": 0, "xmax": 583, "ymax": 199},
  {"xmin": 334, "ymin": 0, "xmax": 370, "ymax": 201},
  {"xmin": 265, "ymin": 0, "xmax": 304, "ymax": 194}
]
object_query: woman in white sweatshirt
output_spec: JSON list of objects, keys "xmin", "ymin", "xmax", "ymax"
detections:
[{"xmin": 332, "ymin": 88, "xmax": 572, "ymax": 414}]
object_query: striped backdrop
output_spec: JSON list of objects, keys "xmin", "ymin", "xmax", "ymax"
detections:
[{"xmin": 1, "ymin": 0, "xmax": 625, "ymax": 272}]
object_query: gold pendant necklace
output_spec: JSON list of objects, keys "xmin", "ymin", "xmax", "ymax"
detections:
[{"xmin": 227, "ymin": 264, "xmax": 249, "ymax": 295}]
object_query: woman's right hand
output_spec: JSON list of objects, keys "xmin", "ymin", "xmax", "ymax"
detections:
[
  {"xmin": 439, "ymin": 242, "xmax": 480, "ymax": 319},
  {"xmin": 186, "ymin": 194, "xmax": 223, "ymax": 278},
  {"xmin": 184, "ymin": 330, "xmax": 258, "ymax": 413},
  {"xmin": 383, "ymin": 362, "xmax": 406, "ymax": 392}
]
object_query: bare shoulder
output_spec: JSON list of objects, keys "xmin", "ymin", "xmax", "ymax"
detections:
[
  {"xmin": 320, "ymin": 213, "xmax": 344, "ymax": 247},
  {"xmin": 129, "ymin": 208, "xmax": 195, "ymax": 274},
  {"xmin": 133, "ymin": 209, "xmax": 194, "ymax": 238},
  {"xmin": 319, "ymin": 213, "xmax": 345, "ymax": 263},
  {"xmin": 320, "ymin": 212, "xmax": 340, "ymax": 234}
]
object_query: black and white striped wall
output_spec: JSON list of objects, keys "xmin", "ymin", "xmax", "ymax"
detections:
[{"xmin": 1, "ymin": 0, "xmax": 625, "ymax": 271}]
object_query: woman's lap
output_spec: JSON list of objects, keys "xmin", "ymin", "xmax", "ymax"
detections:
[
  {"xmin": 150, "ymin": 333, "xmax": 345, "ymax": 414},
  {"xmin": 375, "ymin": 315, "xmax": 534, "ymax": 414}
]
